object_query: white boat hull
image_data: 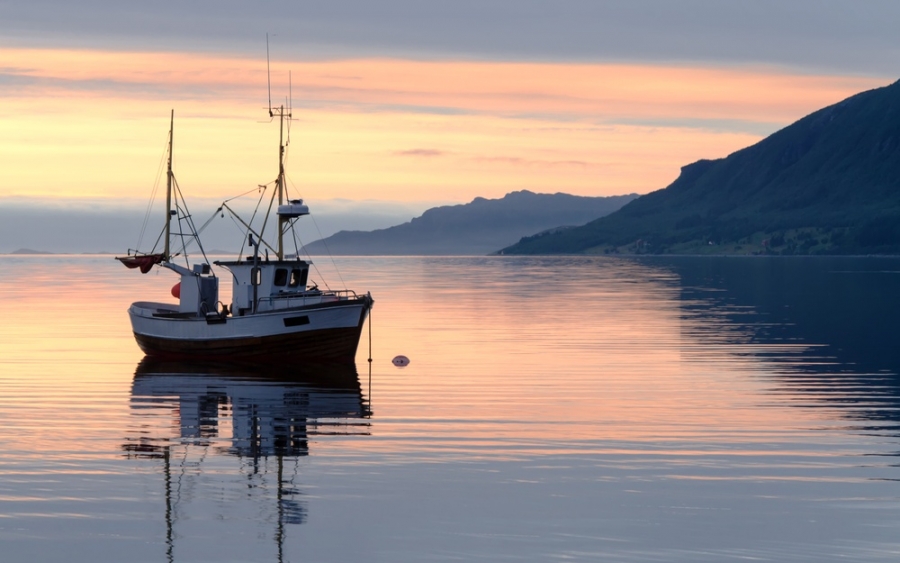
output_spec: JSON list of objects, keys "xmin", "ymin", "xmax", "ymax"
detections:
[{"xmin": 128, "ymin": 296, "xmax": 372, "ymax": 362}]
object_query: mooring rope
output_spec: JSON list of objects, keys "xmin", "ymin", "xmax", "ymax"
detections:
[{"xmin": 368, "ymin": 301, "xmax": 373, "ymax": 414}]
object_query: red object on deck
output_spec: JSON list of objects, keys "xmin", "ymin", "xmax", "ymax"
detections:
[{"xmin": 171, "ymin": 282, "xmax": 181, "ymax": 298}]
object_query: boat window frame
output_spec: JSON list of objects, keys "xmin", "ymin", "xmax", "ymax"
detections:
[
  {"xmin": 273, "ymin": 268, "xmax": 288, "ymax": 287},
  {"xmin": 289, "ymin": 268, "xmax": 308, "ymax": 288},
  {"xmin": 288, "ymin": 268, "xmax": 309, "ymax": 288}
]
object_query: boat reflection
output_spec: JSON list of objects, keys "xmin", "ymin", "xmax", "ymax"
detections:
[
  {"xmin": 121, "ymin": 358, "xmax": 371, "ymax": 562},
  {"xmin": 125, "ymin": 357, "xmax": 370, "ymax": 458}
]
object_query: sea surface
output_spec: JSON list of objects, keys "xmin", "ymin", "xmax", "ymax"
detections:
[{"xmin": 1, "ymin": 255, "xmax": 899, "ymax": 562}]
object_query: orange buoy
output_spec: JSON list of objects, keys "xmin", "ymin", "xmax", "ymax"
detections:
[{"xmin": 171, "ymin": 282, "xmax": 181, "ymax": 298}]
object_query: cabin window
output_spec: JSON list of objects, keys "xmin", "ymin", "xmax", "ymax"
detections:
[
  {"xmin": 273, "ymin": 268, "xmax": 288, "ymax": 286},
  {"xmin": 251, "ymin": 267, "xmax": 261, "ymax": 286},
  {"xmin": 289, "ymin": 269, "xmax": 308, "ymax": 288}
]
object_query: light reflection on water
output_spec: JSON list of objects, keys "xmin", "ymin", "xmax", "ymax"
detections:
[{"xmin": 1, "ymin": 255, "xmax": 900, "ymax": 561}]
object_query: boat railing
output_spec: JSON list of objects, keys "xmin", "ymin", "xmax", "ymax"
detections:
[
  {"xmin": 254, "ymin": 289, "xmax": 362, "ymax": 312},
  {"xmin": 328, "ymin": 289, "xmax": 361, "ymax": 300}
]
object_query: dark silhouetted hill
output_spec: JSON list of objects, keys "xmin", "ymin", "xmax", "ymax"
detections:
[
  {"xmin": 501, "ymin": 79, "xmax": 900, "ymax": 255},
  {"xmin": 301, "ymin": 191, "xmax": 638, "ymax": 255}
]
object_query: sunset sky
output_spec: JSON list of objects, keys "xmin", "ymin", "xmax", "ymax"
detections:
[{"xmin": 1, "ymin": 1, "xmax": 898, "ymax": 251}]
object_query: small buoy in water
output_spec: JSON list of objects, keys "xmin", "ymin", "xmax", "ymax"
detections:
[
  {"xmin": 392, "ymin": 355, "xmax": 410, "ymax": 367},
  {"xmin": 171, "ymin": 282, "xmax": 181, "ymax": 299}
]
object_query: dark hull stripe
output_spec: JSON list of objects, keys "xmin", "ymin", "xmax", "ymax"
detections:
[{"xmin": 135, "ymin": 325, "xmax": 365, "ymax": 362}]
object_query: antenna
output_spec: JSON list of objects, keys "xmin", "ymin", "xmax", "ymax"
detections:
[
  {"xmin": 266, "ymin": 33, "xmax": 273, "ymax": 118},
  {"xmin": 286, "ymin": 71, "xmax": 293, "ymax": 145}
]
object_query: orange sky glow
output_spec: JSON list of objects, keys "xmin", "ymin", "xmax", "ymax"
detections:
[{"xmin": 0, "ymin": 47, "xmax": 888, "ymax": 205}]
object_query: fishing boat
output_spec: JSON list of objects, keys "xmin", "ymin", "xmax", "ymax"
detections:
[{"xmin": 116, "ymin": 107, "xmax": 373, "ymax": 362}]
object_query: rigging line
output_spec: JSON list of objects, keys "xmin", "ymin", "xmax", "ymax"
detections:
[
  {"xmin": 172, "ymin": 179, "xmax": 191, "ymax": 268},
  {"xmin": 173, "ymin": 178, "xmax": 212, "ymax": 266},
  {"xmin": 308, "ymin": 211, "xmax": 347, "ymax": 289},
  {"xmin": 173, "ymin": 182, "xmax": 197, "ymax": 265},
  {"xmin": 256, "ymin": 182, "xmax": 279, "ymax": 249},
  {"xmin": 148, "ymin": 223, "xmax": 166, "ymax": 255},
  {"xmin": 288, "ymin": 221, "xmax": 322, "ymax": 287},
  {"xmin": 196, "ymin": 207, "xmax": 223, "ymax": 236},
  {"xmin": 137, "ymin": 157, "xmax": 165, "ymax": 251},
  {"xmin": 304, "ymin": 248, "xmax": 330, "ymax": 292},
  {"xmin": 281, "ymin": 170, "xmax": 346, "ymax": 289},
  {"xmin": 283, "ymin": 169, "xmax": 298, "ymax": 202},
  {"xmin": 136, "ymin": 132, "xmax": 170, "ymax": 250},
  {"xmin": 238, "ymin": 186, "xmax": 269, "ymax": 261},
  {"xmin": 290, "ymin": 219, "xmax": 303, "ymax": 259},
  {"xmin": 224, "ymin": 205, "xmax": 252, "ymax": 261},
  {"xmin": 222, "ymin": 202, "xmax": 278, "ymax": 256},
  {"xmin": 170, "ymin": 206, "xmax": 221, "ymax": 258},
  {"xmin": 222, "ymin": 183, "xmax": 272, "ymax": 205},
  {"xmin": 282, "ymin": 205, "xmax": 335, "ymax": 291},
  {"xmin": 222, "ymin": 191, "xmax": 269, "ymax": 261},
  {"xmin": 182, "ymin": 204, "xmax": 211, "ymax": 266},
  {"xmin": 225, "ymin": 211, "xmax": 251, "ymax": 247}
]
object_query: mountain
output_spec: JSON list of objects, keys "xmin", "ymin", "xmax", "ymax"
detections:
[
  {"xmin": 9, "ymin": 248, "xmax": 53, "ymax": 255},
  {"xmin": 501, "ymin": 79, "xmax": 900, "ymax": 255},
  {"xmin": 301, "ymin": 191, "xmax": 638, "ymax": 255}
]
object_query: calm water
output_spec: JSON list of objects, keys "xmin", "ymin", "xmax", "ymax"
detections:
[{"xmin": 1, "ymin": 255, "xmax": 899, "ymax": 562}]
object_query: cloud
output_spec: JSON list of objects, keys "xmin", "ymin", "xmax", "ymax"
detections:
[
  {"xmin": 394, "ymin": 149, "xmax": 444, "ymax": 157},
  {"xmin": 471, "ymin": 156, "xmax": 590, "ymax": 168},
  {"xmin": 3, "ymin": 49, "xmax": 885, "ymax": 125},
  {"xmin": 5, "ymin": 1, "xmax": 900, "ymax": 75},
  {"xmin": 0, "ymin": 47, "xmax": 889, "ymax": 208}
]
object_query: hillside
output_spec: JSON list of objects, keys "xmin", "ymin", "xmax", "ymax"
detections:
[
  {"xmin": 301, "ymin": 191, "xmax": 637, "ymax": 255},
  {"xmin": 501, "ymin": 79, "xmax": 900, "ymax": 255}
]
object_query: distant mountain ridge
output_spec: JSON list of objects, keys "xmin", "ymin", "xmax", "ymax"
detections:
[
  {"xmin": 302, "ymin": 191, "xmax": 638, "ymax": 255},
  {"xmin": 501, "ymin": 79, "xmax": 900, "ymax": 255},
  {"xmin": 10, "ymin": 248, "xmax": 53, "ymax": 255}
]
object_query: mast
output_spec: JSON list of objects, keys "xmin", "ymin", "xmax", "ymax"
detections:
[
  {"xmin": 267, "ymin": 37, "xmax": 292, "ymax": 261},
  {"xmin": 165, "ymin": 110, "xmax": 174, "ymax": 260},
  {"xmin": 276, "ymin": 105, "xmax": 287, "ymax": 260}
]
